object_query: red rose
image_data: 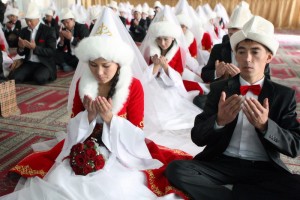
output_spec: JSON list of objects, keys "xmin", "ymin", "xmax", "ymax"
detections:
[
  {"xmin": 71, "ymin": 143, "xmax": 84, "ymax": 153},
  {"xmin": 85, "ymin": 140, "xmax": 95, "ymax": 148},
  {"xmin": 86, "ymin": 149, "xmax": 97, "ymax": 159},
  {"xmin": 83, "ymin": 164, "xmax": 94, "ymax": 175},
  {"xmin": 94, "ymin": 155, "xmax": 105, "ymax": 170},
  {"xmin": 72, "ymin": 166, "xmax": 82, "ymax": 175},
  {"xmin": 74, "ymin": 154, "xmax": 87, "ymax": 167}
]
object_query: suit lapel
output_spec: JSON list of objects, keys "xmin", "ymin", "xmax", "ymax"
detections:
[
  {"xmin": 225, "ymin": 75, "xmax": 241, "ymax": 97},
  {"xmin": 221, "ymin": 42, "xmax": 232, "ymax": 63},
  {"xmin": 35, "ymin": 24, "xmax": 43, "ymax": 43},
  {"xmin": 259, "ymin": 78, "xmax": 275, "ymax": 107}
]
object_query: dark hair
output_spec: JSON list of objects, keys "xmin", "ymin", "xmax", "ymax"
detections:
[
  {"xmin": 107, "ymin": 66, "xmax": 120, "ymax": 99},
  {"xmin": 158, "ymin": 39, "xmax": 175, "ymax": 56},
  {"xmin": 236, "ymin": 39, "xmax": 272, "ymax": 54}
]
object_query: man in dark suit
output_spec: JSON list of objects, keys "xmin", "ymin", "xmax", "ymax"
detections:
[
  {"xmin": 166, "ymin": 16, "xmax": 300, "ymax": 200},
  {"xmin": 42, "ymin": 9, "xmax": 59, "ymax": 39},
  {"xmin": 9, "ymin": 4, "xmax": 56, "ymax": 85},
  {"xmin": 201, "ymin": 3, "xmax": 270, "ymax": 83},
  {"xmin": 129, "ymin": 7, "xmax": 147, "ymax": 43},
  {"xmin": 3, "ymin": 8, "xmax": 21, "ymax": 49},
  {"xmin": 55, "ymin": 9, "xmax": 89, "ymax": 72}
]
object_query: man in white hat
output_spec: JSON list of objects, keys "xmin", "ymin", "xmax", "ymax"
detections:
[
  {"xmin": 108, "ymin": 0, "xmax": 118, "ymax": 13},
  {"xmin": 55, "ymin": 8, "xmax": 89, "ymax": 72},
  {"xmin": 153, "ymin": 1, "xmax": 163, "ymax": 15},
  {"xmin": 3, "ymin": 7, "xmax": 21, "ymax": 48},
  {"xmin": 166, "ymin": 15, "xmax": 300, "ymax": 200},
  {"xmin": 129, "ymin": 5, "xmax": 147, "ymax": 43},
  {"xmin": 42, "ymin": 9, "xmax": 59, "ymax": 39},
  {"xmin": 146, "ymin": 8, "xmax": 155, "ymax": 26},
  {"xmin": 9, "ymin": 2, "xmax": 57, "ymax": 85}
]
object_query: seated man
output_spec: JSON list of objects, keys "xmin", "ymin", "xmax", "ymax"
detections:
[
  {"xmin": 9, "ymin": 4, "xmax": 56, "ymax": 85},
  {"xmin": 43, "ymin": 9, "xmax": 59, "ymax": 39},
  {"xmin": 3, "ymin": 7, "xmax": 21, "ymax": 50},
  {"xmin": 129, "ymin": 6, "xmax": 147, "ymax": 43},
  {"xmin": 166, "ymin": 16, "xmax": 300, "ymax": 200},
  {"xmin": 55, "ymin": 8, "xmax": 89, "ymax": 72}
]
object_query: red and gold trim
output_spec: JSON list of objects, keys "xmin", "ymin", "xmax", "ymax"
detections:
[{"xmin": 10, "ymin": 165, "xmax": 46, "ymax": 178}]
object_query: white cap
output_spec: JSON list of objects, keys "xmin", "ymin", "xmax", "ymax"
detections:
[
  {"xmin": 148, "ymin": 8, "xmax": 155, "ymax": 16},
  {"xmin": 6, "ymin": 8, "xmax": 19, "ymax": 17},
  {"xmin": 134, "ymin": 4, "xmax": 142, "ymax": 13},
  {"xmin": 230, "ymin": 16, "xmax": 279, "ymax": 55},
  {"xmin": 109, "ymin": 1, "xmax": 118, "ymax": 10},
  {"xmin": 149, "ymin": 20, "xmax": 181, "ymax": 39},
  {"xmin": 25, "ymin": 3, "xmax": 40, "ymax": 19},
  {"xmin": 90, "ymin": 7, "xmax": 101, "ymax": 21},
  {"xmin": 142, "ymin": 7, "xmax": 148, "ymax": 14},
  {"xmin": 227, "ymin": 5, "xmax": 252, "ymax": 29},
  {"xmin": 176, "ymin": 13, "xmax": 192, "ymax": 29},
  {"xmin": 45, "ymin": 9, "xmax": 54, "ymax": 17},
  {"xmin": 60, "ymin": 8, "xmax": 75, "ymax": 21},
  {"xmin": 154, "ymin": 1, "xmax": 163, "ymax": 9}
]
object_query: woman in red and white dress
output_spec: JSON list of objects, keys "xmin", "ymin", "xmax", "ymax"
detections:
[{"xmin": 3, "ymin": 8, "xmax": 192, "ymax": 200}]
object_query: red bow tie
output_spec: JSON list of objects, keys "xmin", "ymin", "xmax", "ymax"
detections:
[{"xmin": 240, "ymin": 85, "xmax": 261, "ymax": 96}]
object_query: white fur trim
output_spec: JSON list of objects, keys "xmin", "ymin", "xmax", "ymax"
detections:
[
  {"xmin": 185, "ymin": 29, "xmax": 194, "ymax": 47},
  {"xmin": 149, "ymin": 41, "xmax": 179, "ymax": 63},
  {"xmin": 149, "ymin": 21, "xmax": 181, "ymax": 40},
  {"xmin": 79, "ymin": 64, "xmax": 133, "ymax": 115},
  {"xmin": 75, "ymin": 36, "xmax": 133, "ymax": 70}
]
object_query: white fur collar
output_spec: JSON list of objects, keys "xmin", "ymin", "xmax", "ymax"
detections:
[
  {"xmin": 185, "ymin": 29, "xmax": 194, "ymax": 46},
  {"xmin": 149, "ymin": 41, "xmax": 179, "ymax": 63},
  {"xmin": 79, "ymin": 66, "xmax": 133, "ymax": 114}
]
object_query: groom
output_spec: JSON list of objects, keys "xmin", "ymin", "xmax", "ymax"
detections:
[{"xmin": 166, "ymin": 16, "xmax": 300, "ymax": 200}]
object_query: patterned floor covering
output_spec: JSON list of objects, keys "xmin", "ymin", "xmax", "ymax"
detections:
[{"xmin": 1, "ymin": 33, "xmax": 300, "ymax": 197}]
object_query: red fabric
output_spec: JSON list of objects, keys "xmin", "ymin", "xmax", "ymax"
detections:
[
  {"xmin": 188, "ymin": 38, "xmax": 198, "ymax": 58},
  {"xmin": 10, "ymin": 78, "xmax": 144, "ymax": 177},
  {"xmin": 183, "ymin": 80, "xmax": 204, "ymax": 95},
  {"xmin": 240, "ymin": 85, "xmax": 261, "ymax": 96},
  {"xmin": 144, "ymin": 140, "xmax": 192, "ymax": 199},
  {"xmin": 201, "ymin": 32, "xmax": 213, "ymax": 51}
]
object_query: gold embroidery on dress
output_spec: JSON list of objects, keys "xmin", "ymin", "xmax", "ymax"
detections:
[
  {"xmin": 11, "ymin": 165, "xmax": 46, "ymax": 177},
  {"xmin": 119, "ymin": 113, "xmax": 127, "ymax": 119},
  {"xmin": 145, "ymin": 170, "xmax": 164, "ymax": 196},
  {"xmin": 95, "ymin": 23, "xmax": 112, "ymax": 36},
  {"xmin": 139, "ymin": 119, "xmax": 144, "ymax": 129}
]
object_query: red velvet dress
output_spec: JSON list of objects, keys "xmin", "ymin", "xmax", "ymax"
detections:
[
  {"xmin": 10, "ymin": 77, "xmax": 191, "ymax": 199},
  {"xmin": 188, "ymin": 38, "xmax": 198, "ymax": 58}
]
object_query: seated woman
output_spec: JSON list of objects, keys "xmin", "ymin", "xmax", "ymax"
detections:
[{"xmin": 5, "ymin": 8, "xmax": 192, "ymax": 200}]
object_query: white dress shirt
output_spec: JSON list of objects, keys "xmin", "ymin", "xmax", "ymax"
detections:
[
  {"xmin": 221, "ymin": 76, "xmax": 270, "ymax": 161},
  {"xmin": 28, "ymin": 22, "xmax": 41, "ymax": 63}
]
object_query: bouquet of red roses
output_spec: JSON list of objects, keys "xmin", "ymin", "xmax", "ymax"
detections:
[{"xmin": 68, "ymin": 138, "xmax": 105, "ymax": 175}]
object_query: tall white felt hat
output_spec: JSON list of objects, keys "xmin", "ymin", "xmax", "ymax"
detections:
[
  {"xmin": 109, "ymin": 1, "xmax": 118, "ymax": 10},
  {"xmin": 25, "ymin": 3, "xmax": 40, "ymax": 19},
  {"xmin": 148, "ymin": 8, "xmax": 155, "ymax": 16},
  {"xmin": 6, "ymin": 8, "xmax": 19, "ymax": 17},
  {"xmin": 230, "ymin": 15, "xmax": 279, "ymax": 55},
  {"xmin": 176, "ymin": 13, "xmax": 192, "ymax": 29},
  {"xmin": 154, "ymin": 1, "xmax": 163, "ymax": 8},
  {"xmin": 227, "ymin": 5, "xmax": 252, "ymax": 29},
  {"xmin": 60, "ymin": 8, "xmax": 75, "ymax": 21},
  {"xmin": 45, "ymin": 9, "xmax": 54, "ymax": 17},
  {"xmin": 134, "ymin": 4, "xmax": 142, "ymax": 13}
]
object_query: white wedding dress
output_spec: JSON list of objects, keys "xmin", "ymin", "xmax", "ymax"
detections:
[{"xmin": 0, "ymin": 111, "xmax": 182, "ymax": 200}]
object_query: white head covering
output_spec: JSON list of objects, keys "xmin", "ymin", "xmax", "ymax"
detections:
[
  {"xmin": 109, "ymin": 1, "xmax": 118, "ymax": 10},
  {"xmin": 227, "ymin": 4, "xmax": 252, "ymax": 29},
  {"xmin": 230, "ymin": 15, "xmax": 279, "ymax": 55},
  {"xmin": 25, "ymin": 2, "xmax": 40, "ymax": 19},
  {"xmin": 6, "ymin": 7, "xmax": 19, "ymax": 17},
  {"xmin": 89, "ymin": 6, "xmax": 101, "ymax": 21},
  {"xmin": 60, "ymin": 8, "xmax": 75, "ymax": 21},
  {"xmin": 134, "ymin": 4, "xmax": 142, "ymax": 13},
  {"xmin": 68, "ymin": 7, "xmax": 147, "ymax": 113},
  {"xmin": 148, "ymin": 8, "xmax": 155, "ymax": 16},
  {"xmin": 154, "ymin": 1, "xmax": 163, "ymax": 9},
  {"xmin": 45, "ymin": 9, "xmax": 54, "ymax": 17}
]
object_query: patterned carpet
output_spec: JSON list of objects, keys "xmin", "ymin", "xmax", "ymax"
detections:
[{"xmin": 1, "ymin": 33, "xmax": 300, "ymax": 197}]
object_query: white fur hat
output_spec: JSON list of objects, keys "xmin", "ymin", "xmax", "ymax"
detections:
[
  {"xmin": 60, "ymin": 8, "xmax": 75, "ymax": 21},
  {"xmin": 230, "ymin": 16, "xmax": 279, "ymax": 55},
  {"xmin": 176, "ymin": 13, "xmax": 192, "ymax": 29},
  {"xmin": 6, "ymin": 8, "xmax": 19, "ymax": 17},
  {"xmin": 25, "ymin": 3, "xmax": 40, "ymax": 19},
  {"xmin": 75, "ymin": 36, "xmax": 133, "ymax": 68},
  {"xmin": 109, "ymin": 1, "xmax": 118, "ymax": 10},
  {"xmin": 148, "ymin": 8, "xmax": 155, "ymax": 16},
  {"xmin": 45, "ymin": 9, "xmax": 54, "ymax": 17},
  {"xmin": 154, "ymin": 1, "xmax": 163, "ymax": 9},
  {"xmin": 149, "ymin": 20, "xmax": 181, "ymax": 39},
  {"xmin": 134, "ymin": 5, "xmax": 142, "ymax": 13},
  {"xmin": 227, "ymin": 5, "xmax": 252, "ymax": 29}
]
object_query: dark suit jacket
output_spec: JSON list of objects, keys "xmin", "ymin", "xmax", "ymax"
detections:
[
  {"xmin": 4, "ymin": 20, "xmax": 21, "ymax": 48},
  {"xmin": 192, "ymin": 75, "xmax": 300, "ymax": 172},
  {"xmin": 17, "ymin": 23, "xmax": 57, "ymax": 81},
  {"xmin": 43, "ymin": 18, "xmax": 59, "ymax": 39},
  {"xmin": 129, "ymin": 19, "xmax": 147, "ymax": 42},
  {"xmin": 201, "ymin": 40, "xmax": 271, "ymax": 83},
  {"xmin": 57, "ymin": 22, "xmax": 89, "ymax": 54}
]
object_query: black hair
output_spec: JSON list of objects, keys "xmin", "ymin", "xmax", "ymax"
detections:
[
  {"xmin": 158, "ymin": 39, "xmax": 175, "ymax": 56},
  {"xmin": 236, "ymin": 38, "xmax": 272, "ymax": 54},
  {"xmin": 107, "ymin": 66, "xmax": 120, "ymax": 99}
]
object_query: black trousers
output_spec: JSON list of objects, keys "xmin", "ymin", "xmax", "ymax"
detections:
[
  {"xmin": 10, "ymin": 61, "xmax": 51, "ymax": 85},
  {"xmin": 166, "ymin": 155, "xmax": 300, "ymax": 200},
  {"xmin": 55, "ymin": 50, "xmax": 78, "ymax": 69}
]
